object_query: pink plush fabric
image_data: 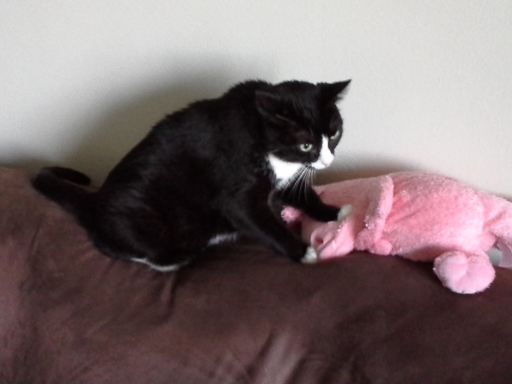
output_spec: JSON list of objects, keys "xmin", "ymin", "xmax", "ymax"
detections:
[{"xmin": 283, "ymin": 172, "xmax": 512, "ymax": 294}]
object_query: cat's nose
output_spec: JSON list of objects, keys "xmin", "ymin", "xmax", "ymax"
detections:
[
  {"xmin": 312, "ymin": 157, "xmax": 333, "ymax": 170},
  {"xmin": 321, "ymin": 158, "xmax": 333, "ymax": 167},
  {"xmin": 317, "ymin": 157, "xmax": 334, "ymax": 169}
]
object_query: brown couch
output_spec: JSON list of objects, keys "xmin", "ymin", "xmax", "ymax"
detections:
[{"xmin": 1, "ymin": 166, "xmax": 512, "ymax": 383}]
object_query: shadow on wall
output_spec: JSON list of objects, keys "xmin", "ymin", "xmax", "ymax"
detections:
[
  {"xmin": 6, "ymin": 68, "xmax": 241, "ymax": 185},
  {"xmin": 64, "ymin": 74, "xmax": 236, "ymax": 184},
  {"xmin": 315, "ymin": 159, "xmax": 421, "ymax": 185},
  {"xmin": 7, "ymin": 65, "xmax": 419, "ymax": 187},
  {"xmin": 316, "ymin": 160, "xmax": 512, "ymax": 202}
]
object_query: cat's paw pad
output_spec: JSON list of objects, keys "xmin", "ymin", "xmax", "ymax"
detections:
[
  {"xmin": 301, "ymin": 246, "xmax": 318, "ymax": 264},
  {"xmin": 337, "ymin": 205, "xmax": 352, "ymax": 222}
]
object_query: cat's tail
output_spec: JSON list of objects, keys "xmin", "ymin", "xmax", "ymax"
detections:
[{"xmin": 31, "ymin": 166, "xmax": 96, "ymax": 226}]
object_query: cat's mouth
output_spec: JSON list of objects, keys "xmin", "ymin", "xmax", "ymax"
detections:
[{"xmin": 311, "ymin": 156, "xmax": 334, "ymax": 170}]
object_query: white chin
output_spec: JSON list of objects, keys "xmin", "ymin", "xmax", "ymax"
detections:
[{"xmin": 311, "ymin": 162, "xmax": 328, "ymax": 170}]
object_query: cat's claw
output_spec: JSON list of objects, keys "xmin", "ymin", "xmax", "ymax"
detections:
[
  {"xmin": 337, "ymin": 204, "xmax": 352, "ymax": 222},
  {"xmin": 301, "ymin": 246, "xmax": 318, "ymax": 264}
]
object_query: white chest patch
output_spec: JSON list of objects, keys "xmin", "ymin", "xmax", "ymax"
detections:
[{"xmin": 267, "ymin": 154, "xmax": 303, "ymax": 187}]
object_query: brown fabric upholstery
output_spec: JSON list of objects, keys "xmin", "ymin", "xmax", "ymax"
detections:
[{"xmin": 0, "ymin": 166, "xmax": 512, "ymax": 383}]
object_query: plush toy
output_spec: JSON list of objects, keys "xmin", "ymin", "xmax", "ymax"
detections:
[{"xmin": 282, "ymin": 172, "xmax": 512, "ymax": 294}]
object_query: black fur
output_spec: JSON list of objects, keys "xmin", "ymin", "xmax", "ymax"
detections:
[{"xmin": 31, "ymin": 79, "xmax": 350, "ymax": 268}]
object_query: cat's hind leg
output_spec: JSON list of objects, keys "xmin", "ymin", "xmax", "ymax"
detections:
[
  {"xmin": 433, "ymin": 251, "xmax": 495, "ymax": 294},
  {"xmin": 135, "ymin": 215, "xmax": 239, "ymax": 271},
  {"xmin": 90, "ymin": 205, "xmax": 213, "ymax": 270}
]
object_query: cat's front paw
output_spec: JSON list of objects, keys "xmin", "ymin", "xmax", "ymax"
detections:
[
  {"xmin": 301, "ymin": 246, "xmax": 318, "ymax": 264},
  {"xmin": 337, "ymin": 204, "xmax": 352, "ymax": 221}
]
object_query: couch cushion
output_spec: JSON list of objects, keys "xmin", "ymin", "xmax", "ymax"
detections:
[{"xmin": 0, "ymin": 166, "xmax": 511, "ymax": 383}]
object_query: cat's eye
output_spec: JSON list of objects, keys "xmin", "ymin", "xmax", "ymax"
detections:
[
  {"xmin": 299, "ymin": 143, "xmax": 313, "ymax": 152},
  {"xmin": 329, "ymin": 130, "xmax": 341, "ymax": 140}
]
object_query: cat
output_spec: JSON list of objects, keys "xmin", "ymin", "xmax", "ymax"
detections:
[{"xmin": 31, "ymin": 79, "xmax": 350, "ymax": 271}]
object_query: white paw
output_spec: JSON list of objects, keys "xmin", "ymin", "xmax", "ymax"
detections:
[
  {"xmin": 301, "ymin": 246, "xmax": 318, "ymax": 264},
  {"xmin": 337, "ymin": 204, "xmax": 352, "ymax": 221}
]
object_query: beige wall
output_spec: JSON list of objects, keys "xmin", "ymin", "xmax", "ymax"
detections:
[{"xmin": 1, "ymin": 1, "xmax": 511, "ymax": 195}]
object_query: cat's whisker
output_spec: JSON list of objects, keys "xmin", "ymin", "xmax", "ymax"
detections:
[
  {"xmin": 279, "ymin": 171, "xmax": 295, "ymax": 191},
  {"xmin": 288, "ymin": 171, "xmax": 303, "ymax": 198},
  {"xmin": 301, "ymin": 167, "xmax": 311, "ymax": 200},
  {"xmin": 299, "ymin": 168, "xmax": 307, "ymax": 201},
  {"xmin": 294, "ymin": 166, "xmax": 310, "ymax": 204},
  {"xmin": 306, "ymin": 167, "xmax": 315, "ymax": 203},
  {"xmin": 298, "ymin": 171, "xmax": 306, "ymax": 203},
  {"xmin": 286, "ymin": 166, "xmax": 307, "ymax": 194},
  {"xmin": 306, "ymin": 168, "xmax": 314, "ymax": 202}
]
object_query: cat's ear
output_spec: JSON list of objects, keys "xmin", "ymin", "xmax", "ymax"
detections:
[
  {"xmin": 318, "ymin": 80, "xmax": 351, "ymax": 105},
  {"xmin": 255, "ymin": 91, "xmax": 282, "ymax": 117}
]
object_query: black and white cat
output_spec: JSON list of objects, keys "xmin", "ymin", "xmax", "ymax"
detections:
[{"xmin": 32, "ymin": 79, "xmax": 350, "ymax": 271}]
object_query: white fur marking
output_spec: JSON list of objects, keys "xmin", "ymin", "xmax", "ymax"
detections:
[
  {"xmin": 267, "ymin": 154, "xmax": 303, "ymax": 187},
  {"xmin": 207, "ymin": 233, "xmax": 238, "ymax": 246},
  {"xmin": 132, "ymin": 258, "xmax": 182, "ymax": 272},
  {"xmin": 301, "ymin": 246, "xmax": 318, "ymax": 264},
  {"xmin": 131, "ymin": 233, "xmax": 238, "ymax": 272},
  {"xmin": 312, "ymin": 137, "xmax": 334, "ymax": 170}
]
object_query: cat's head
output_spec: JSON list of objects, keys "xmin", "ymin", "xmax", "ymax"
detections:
[{"xmin": 255, "ymin": 80, "xmax": 350, "ymax": 171}]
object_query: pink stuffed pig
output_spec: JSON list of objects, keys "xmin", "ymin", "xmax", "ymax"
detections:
[{"xmin": 283, "ymin": 172, "xmax": 512, "ymax": 294}]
